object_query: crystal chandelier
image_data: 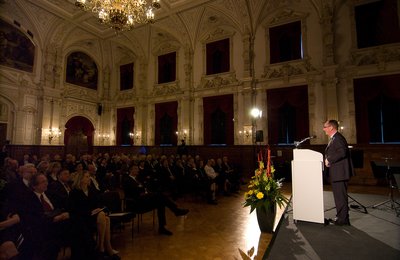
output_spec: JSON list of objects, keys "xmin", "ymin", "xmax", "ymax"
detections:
[{"xmin": 75, "ymin": 0, "xmax": 161, "ymax": 31}]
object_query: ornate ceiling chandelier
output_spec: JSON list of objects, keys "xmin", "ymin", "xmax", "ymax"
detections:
[{"xmin": 75, "ymin": 0, "xmax": 161, "ymax": 31}]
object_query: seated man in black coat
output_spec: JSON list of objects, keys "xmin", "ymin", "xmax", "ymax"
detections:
[
  {"xmin": 18, "ymin": 173, "xmax": 71, "ymax": 260},
  {"xmin": 122, "ymin": 164, "xmax": 189, "ymax": 235},
  {"xmin": 47, "ymin": 168, "xmax": 71, "ymax": 210}
]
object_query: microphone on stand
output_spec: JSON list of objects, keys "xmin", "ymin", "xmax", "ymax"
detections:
[{"xmin": 294, "ymin": 135, "xmax": 317, "ymax": 148}]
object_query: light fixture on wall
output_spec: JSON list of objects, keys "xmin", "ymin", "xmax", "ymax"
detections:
[
  {"xmin": 239, "ymin": 125, "xmax": 253, "ymax": 144},
  {"xmin": 75, "ymin": 0, "xmax": 161, "ymax": 31},
  {"xmin": 129, "ymin": 131, "xmax": 141, "ymax": 143},
  {"xmin": 47, "ymin": 128, "xmax": 62, "ymax": 144},
  {"xmin": 98, "ymin": 133, "xmax": 110, "ymax": 143},
  {"xmin": 176, "ymin": 129, "xmax": 188, "ymax": 140},
  {"xmin": 239, "ymin": 130, "xmax": 252, "ymax": 138},
  {"xmin": 45, "ymin": 99, "xmax": 62, "ymax": 144}
]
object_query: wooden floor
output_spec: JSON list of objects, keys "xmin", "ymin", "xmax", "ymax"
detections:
[{"xmin": 111, "ymin": 183, "xmax": 396, "ymax": 260}]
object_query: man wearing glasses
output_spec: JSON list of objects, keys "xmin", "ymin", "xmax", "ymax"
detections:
[{"xmin": 323, "ymin": 120, "xmax": 353, "ymax": 225}]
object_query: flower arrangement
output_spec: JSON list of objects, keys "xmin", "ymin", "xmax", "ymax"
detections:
[{"xmin": 243, "ymin": 147, "xmax": 289, "ymax": 213}]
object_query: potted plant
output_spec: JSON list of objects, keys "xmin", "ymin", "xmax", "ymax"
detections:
[{"xmin": 243, "ymin": 147, "xmax": 289, "ymax": 233}]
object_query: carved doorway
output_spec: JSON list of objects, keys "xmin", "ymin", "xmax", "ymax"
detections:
[{"xmin": 64, "ymin": 116, "xmax": 94, "ymax": 156}]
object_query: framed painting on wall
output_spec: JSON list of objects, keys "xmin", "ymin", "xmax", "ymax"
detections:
[
  {"xmin": 66, "ymin": 51, "xmax": 98, "ymax": 90},
  {"xmin": 0, "ymin": 19, "xmax": 35, "ymax": 72}
]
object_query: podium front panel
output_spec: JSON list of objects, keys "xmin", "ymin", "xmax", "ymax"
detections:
[{"xmin": 291, "ymin": 149, "xmax": 324, "ymax": 224}]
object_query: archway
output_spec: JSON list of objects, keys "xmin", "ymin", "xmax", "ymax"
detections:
[{"xmin": 64, "ymin": 116, "xmax": 95, "ymax": 156}]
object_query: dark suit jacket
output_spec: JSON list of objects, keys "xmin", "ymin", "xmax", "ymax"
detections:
[
  {"xmin": 5, "ymin": 178, "xmax": 31, "ymax": 206},
  {"xmin": 325, "ymin": 132, "xmax": 354, "ymax": 182},
  {"xmin": 19, "ymin": 191, "xmax": 55, "ymax": 235},
  {"xmin": 122, "ymin": 175, "xmax": 145, "ymax": 199},
  {"xmin": 47, "ymin": 180, "xmax": 69, "ymax": 210},
  {"xmin": 122, "ymin": 175, "xmax": 157, "ymax": 212},
  {"xmin": 17, "ymin": 189, "xmax": 71, "ymax": 259}
]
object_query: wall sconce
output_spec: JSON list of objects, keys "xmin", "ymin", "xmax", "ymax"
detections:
[
  {"xmin": 129, "ymin": 131, "xmax": 141, "ymax": 143},
  {"xmin": 46, "ymin": 128, "xmax": 62, "ymax": 144},
  {"xmin": 239, "ymin": 130, "xmax": 252, "ymax": 138},
  {"xmin": 239, "ymin": 125, "xmax": 253, "ymax": 144},
  {"xmin": 176, "ymin": 129, "xmax": 188, "ymax": 140},
  {"xmin": 98, "ymin": 133, "xmax": 110, "ymax": 143}
]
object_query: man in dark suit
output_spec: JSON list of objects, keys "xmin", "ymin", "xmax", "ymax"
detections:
[
  {"xmin": 47, "ymin": 169, "xmax": 71, "ymax": 210},
  {"xmin": 323, "ymin": 120, "xmax": 353, "ymax": 226},
  {"xmin": 6, "ymin": 164, "xmax": 37, "ymax": 207},
  {"xmin": 122, "ymin": 164, "xmax": 189, "ymax": 235},
  {"xmin": 19, "ymin": 173, "xmax": 71, "ymax": 260}
]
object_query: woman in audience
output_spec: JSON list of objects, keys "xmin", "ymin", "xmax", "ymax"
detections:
[
  {"xmin": 68, "ymin": 171, "xmax": 119, "ymax": 259},
  {"xmin": 70, "ymin": 162, "xmax": 84, "ymax": 184}
]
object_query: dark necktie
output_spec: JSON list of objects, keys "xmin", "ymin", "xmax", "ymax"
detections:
[{"xmin": 40, "ymin": 194, "xmax": 53, "ymax": 212}]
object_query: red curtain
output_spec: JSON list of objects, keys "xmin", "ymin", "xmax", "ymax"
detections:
[
  {"xmin": 64, "ymin": 116, "xmax": 95, "ymax": 153},
  {"xmin": 155, "ymin": 101, "xmax": 178, "ymax": 145},
  {"xmin": 203, "ymin": 94, "xmax": 234, "ymax": 145},
  {"xmin": 267, "ymin": 85, "xmax": 309, "ymax": 144},
  {"xmin": 354, "ymin": 74, "xmax": 400, "ymax": 143},
  {"xmin": 116, "ymin": 107, "xmax": 135, "ymax": 146}
]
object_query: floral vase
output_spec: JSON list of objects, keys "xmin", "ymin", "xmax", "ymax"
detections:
[{"xmin": 256, "ymin": 205, "xmax": 276, "ymax": 233}]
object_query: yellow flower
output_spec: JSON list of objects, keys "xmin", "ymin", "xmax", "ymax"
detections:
[
  {"xmin": 259, "ymin": 161, "xmax": 264, "ymax": 170},
  {"xmin": 248, "ymin": 190, "xmax": 254, "ymax": 195},
  {"xmin": 256, "ymin": 192, "xmax": 264, "ymax": 199}
]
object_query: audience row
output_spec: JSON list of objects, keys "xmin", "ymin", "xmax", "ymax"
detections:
[{"xmin": 0, "ymin": 152, "xmax": 242, "ymax": 259}]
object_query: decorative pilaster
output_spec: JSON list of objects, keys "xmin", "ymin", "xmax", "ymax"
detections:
[
  {"xmin": 322, "ymin": 71, "xmax": 339, "ymax": 121},
  {"xmin": 242, "ymin": 30, "xmax": 254, "ymax": 78},
  {"xmin": 320, "ymin": 4, "xmax": 335, "ymax": 66}
]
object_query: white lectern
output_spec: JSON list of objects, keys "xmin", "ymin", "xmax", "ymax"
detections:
[{"xmin": 291, "ymin": 149, "xmax": 324, "ymax": 224}]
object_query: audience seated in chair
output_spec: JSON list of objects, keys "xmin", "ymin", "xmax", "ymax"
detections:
[
  {"xmin": 47, "ymin": 168, "xmax": 71, "ymax": 210},
  {"xmin": 68, "ymin": 171, "xmax": 119, "ymax": 259},
  {"xmin": 0, "ymin": 210, "xmax": 21, "ymax": 260},
  {"xmin": 122, "ymin": 164, "xmax": 189, "ymax": 236},
  {"xmin": 17, "ymin": 173, "xmax": 71, "ymax": 260},
  {"xmin": 204, "ymin": 159, "xmax": 218, "ymax": 205},
  {"xmin": 222, "ymin": 156, "xmax": 240, "ymax": 193}
]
